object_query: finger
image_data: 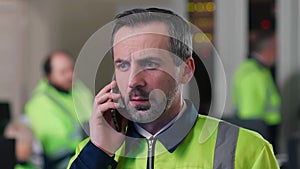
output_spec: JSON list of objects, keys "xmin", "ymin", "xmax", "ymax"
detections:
[
  {"xmin": 96, "ymin": 80, "xmax": 117, "ymax": 98},
  {"xmin": 96, "ymin": 102, "xmax": 121, "ymax": 115},
  {"xmin": 95, "ymin": 92, "xmax": 121, "ymax": 105},
  {"xmin": 95, "ymin": 102, "xmax": 121, "ymax": 130}
]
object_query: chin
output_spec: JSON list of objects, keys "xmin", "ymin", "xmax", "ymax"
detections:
[
  {"xmin": 65, "ymin": 85, "xmax": 72, "ymax": 91},
  {"xmin": 125, "ymin": 104, "xmax": 165, "ymax": 123}
]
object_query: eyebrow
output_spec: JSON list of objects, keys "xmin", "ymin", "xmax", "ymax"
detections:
[
  {"xmin": 114, "ymin": 58, "xmax": 128, "ymax": 64},
  {"xmin": 136, "ymin": 56, "xmax": 164, "ymax": 63}
]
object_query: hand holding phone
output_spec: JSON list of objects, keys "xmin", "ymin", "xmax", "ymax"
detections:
[
  {"xmin": 89, "ymin": 80, "xmax": 127, "ymax": 155},
  {"xmin": 110, "ymin": 81, "xmax": 126, "ymax": 132}
]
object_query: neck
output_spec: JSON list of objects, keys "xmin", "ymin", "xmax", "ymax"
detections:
[
  {"xmin": 252, "ymin": 52, "xmax": 270, "ymax": 67},
  {"xmin": 138, "ymin": 95, "xmax": 183, "ymax": 135},
  {"xmin": 48, "ymin": 81, "xmax": 70, "ymax": 94}
]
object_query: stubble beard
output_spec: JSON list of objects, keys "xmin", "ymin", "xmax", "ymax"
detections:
[{"xmin": 124, "ymin": 84, "xmax": 180, "ymax": 124}]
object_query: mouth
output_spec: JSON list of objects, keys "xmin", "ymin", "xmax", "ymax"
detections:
[
  {"xmin": 129, "ymin": 97, "xmax": 149, "ymax": 105},
  {"xmin": 127, "ymin": 88, "xmax": 150, "ymax": 109}
]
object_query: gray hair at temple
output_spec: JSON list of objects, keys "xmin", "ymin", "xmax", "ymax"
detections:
[{"xmin": 111, "ymin": 8, "xmax": 193, "ymax": 66}]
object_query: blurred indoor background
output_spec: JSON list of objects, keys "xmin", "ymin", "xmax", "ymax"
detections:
[{"xmin": 0, "ymin": 0, "xmax": 300, "ymax": 168}]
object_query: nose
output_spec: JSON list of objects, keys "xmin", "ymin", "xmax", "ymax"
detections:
[{"xmin": 128, "ymin": 65, "xmax": 146, "ymax": 89}]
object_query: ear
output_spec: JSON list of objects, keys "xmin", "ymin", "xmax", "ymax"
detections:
[{"xmin": 180, "ymin": 57, "xmax": 195, "ymax": 84}]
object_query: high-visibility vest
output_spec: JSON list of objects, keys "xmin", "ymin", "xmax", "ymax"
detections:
[
  {"xmin": 68, "ymin": 115, "xmax": 279, "ymax": 169},
  {"xmin": 15, "ymin": 163, "xmax": 37, "ymax": 169},
  {"xmin": 25, "ymin": 79, "xmax": 93, "ymax": 167},
  {"xmin": 233, "ymin": 59, "xmax": 281, "ymax": 125}
]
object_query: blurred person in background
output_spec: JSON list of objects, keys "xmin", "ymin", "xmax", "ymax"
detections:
[
  {"xmin": 25, "ymin": 50, "xmax": 93, "ymax": 169},
  {"xmin": 232, "ymin": 30, "xmax": 281, "ymax": 152}
]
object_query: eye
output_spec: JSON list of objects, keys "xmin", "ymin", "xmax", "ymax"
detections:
[
  {"xmin": 143, "ymin": 61, "xmax": 159, "ymax": 69},
  {"xmin": 116, "ymin": 61, "xmax": 130, "ymax": 71}
]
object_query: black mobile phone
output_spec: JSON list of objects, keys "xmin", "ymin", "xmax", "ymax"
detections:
[{"xmin": 110, "ymin": 83, "xmax": 125, "ymax": 132}]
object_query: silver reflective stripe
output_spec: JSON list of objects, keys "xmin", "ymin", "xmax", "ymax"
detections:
[
  {"xmin": 213, "ymin": 122, "xmax": 239, "ymax": 169},
  {"xmin": 265, "ymin": 105, "xmax": 280, "ymax": 113},
  {"xmin": 44, "ymin": 91, "xmax": 75, "ymax": 123},
  {"xmin": 44, "ymin": 90, "xmax": 82, "ymax": 131},
  {"xmin": 43, "ymin": 91, "xmax": 82, "ymax": 156},
  {"xmin": 264, "ymin": 87, "xmax": 279, "ymax": 113}
]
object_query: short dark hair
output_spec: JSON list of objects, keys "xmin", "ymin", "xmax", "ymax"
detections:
[
  {"xmin": 111, "ymin": 8, "xmax": 192, "ymax": 65},
  {"xmin": 43, "ymin": 50, "xmax": 73, "ymax": 76}
]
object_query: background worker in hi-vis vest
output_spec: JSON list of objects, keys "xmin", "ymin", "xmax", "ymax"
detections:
[
  {"xmin": 68, "ymin": 8, "xmax": 279, "ymax": 169},
  {"xmin": 25, "ymin": 50, "xmax": 93, "ymax": 169},
  {"xmin": 233, "ymin": 30, "xmax": 281, "ymax": 153}
]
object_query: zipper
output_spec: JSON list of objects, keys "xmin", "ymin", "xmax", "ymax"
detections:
[{"xmin": 147, "ymin": 136, "xmax": 156, "ymax": 169}]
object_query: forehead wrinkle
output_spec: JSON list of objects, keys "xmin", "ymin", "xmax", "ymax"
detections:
[
  {"xmin": 113, "ymin": 34, "xmax": 170, "ymax": 61},
  {"xmin": 113, "ymin": 21, "xmax": 170, "ymax": 45},
  {"xmin": 113, "ymin": 22, "xmax": 171, "ymax": 64},
  {"xmin": 113, "ymin": 23, "xmax": 169, "ymax": 51}
]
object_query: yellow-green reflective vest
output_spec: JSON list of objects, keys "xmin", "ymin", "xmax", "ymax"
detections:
[
  {"xmin": 25, "ymin": 79, "xmax": 93, "ymax": 165},
  {"xmin": 68, "ymin": 115, "xmax": 279, "ymax": 169},
  {"xmin": 15, "ymin": 163, "xmax": 36, "ymax": 169},
  {"xmin": 233, "ymin": 59, "xmax": 281, "ymax": 125}
]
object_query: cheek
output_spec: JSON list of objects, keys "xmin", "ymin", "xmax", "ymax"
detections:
[
  {"xmin": 115, "ymin": 74, "xmax": 129, "ymax": 94},
  {"xmin": 58, "ymin": 75, "xmax": 67, "ymax": 82},
  {"xmin": 149, "ymin": 73, "xmax": 178, "ymax": 91},
  {"xmin": 49, "ymin": 74, "xmax": 59, "ymax": 83}
]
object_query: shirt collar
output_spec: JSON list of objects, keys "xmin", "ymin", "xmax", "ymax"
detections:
[
  {"xmin": 251, "ymin": 52, "xmax": 268, "ymax": 68},
  {"xmin": 125, "ymin": 99, "xmax": 198, "ymax": 153}
]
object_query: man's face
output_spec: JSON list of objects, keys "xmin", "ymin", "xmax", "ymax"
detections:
[
  {"xmin": 265, "ymin": 37, "xmax": 277, "ymax": 66},
  {"xmin": 113, "ymin": 22, "xmax": 183, "ymax": 123},
  {"xmin": 48, "ymin": 53, "xmax": 74, "ymax": 91}
]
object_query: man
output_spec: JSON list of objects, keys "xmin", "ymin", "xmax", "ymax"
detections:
[
  {"xmin": 232, "ymin": 30, "xmax": 281, "ymax": 152},
  {"xmin": 25, "ymin": 51, "xmax": 93, "ymax": 169},
  {"xmin": 68, "ymin": 8, "xmax": 279, "ymax": 169}
]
